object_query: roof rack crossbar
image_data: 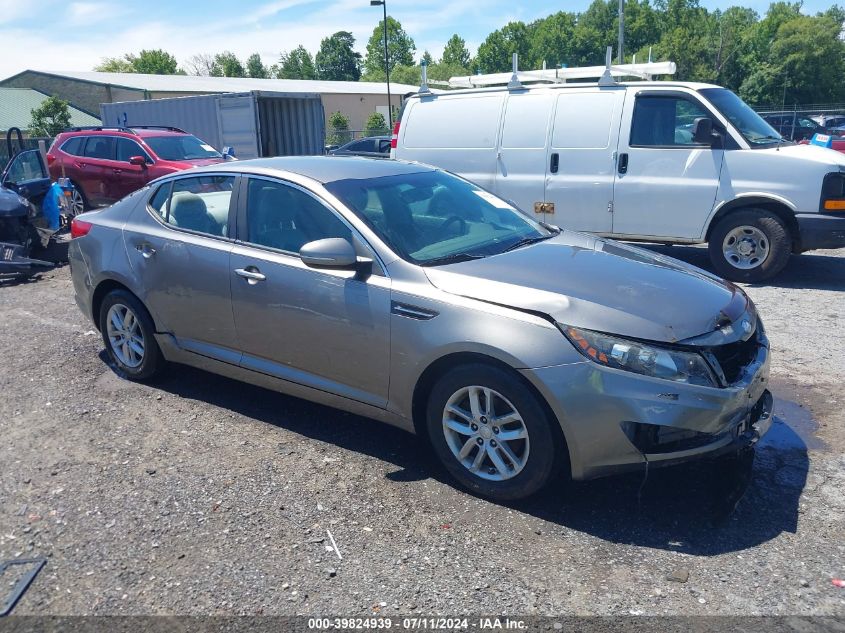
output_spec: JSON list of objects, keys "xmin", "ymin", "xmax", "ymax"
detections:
[
  {"xmin": 64, "ymin": 126, "xmax": 135, "ymax": 133},
  {"xmin": 128, "ymin": 125, "xmax": 187, "ymax": 133}
]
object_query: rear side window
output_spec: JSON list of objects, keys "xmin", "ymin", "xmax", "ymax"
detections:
[
  {"xmin": 83, "ymin": 136, "xmax": 115, "ymax": 160},
  {"xmin": 150, "ymin": 175, "xmax": 234, "ymax": 237},
  {"xmin": 402, "ymin": 96, "xmax": 503, "ymax": 149},
  {"xmin": 630, "ymin": 96, "xmax": 711, "ymax": 146},
  {"xmin": 60, "ymin": 136, "xmax": 84, "ymax": 156}
]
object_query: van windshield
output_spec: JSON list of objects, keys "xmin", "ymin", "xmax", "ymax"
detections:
[
  {"xmin": 699, "ymin": 88, "xmax": 786, "ymax": 147},
  {"xmin": 325, "ymin": 170, "xmax": 554, "ymax": 266}
]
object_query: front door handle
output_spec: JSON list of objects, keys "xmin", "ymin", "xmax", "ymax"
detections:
[
  {"xmin": 550, "ymin": 152, "xmax": 559, "ymax": 174},
  {"xmin": 135, "ymin": 243, "xmax": 156, "ymax": 258},
  {"xmin": 618, "ymin": 152, "xmax": 629, "ymax": 174},
  {"xmin": 234, "ymin": 267, "xmax": 266, "ymax": 284}
]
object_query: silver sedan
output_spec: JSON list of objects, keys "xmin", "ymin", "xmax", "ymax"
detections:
[{"xmin": 68, "ymin": 157, "xmax": 772, "ymax": 500}]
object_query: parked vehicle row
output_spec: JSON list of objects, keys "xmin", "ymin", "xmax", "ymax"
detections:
[
  {"xmin": 69, "ymin": 157, "xmax": 773, "ymax": 501},
  {"xmin": 393, "ymin": 82, "xmax": 845, "ymax": 282}
]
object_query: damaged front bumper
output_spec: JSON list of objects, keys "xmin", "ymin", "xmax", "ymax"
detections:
[{"xmin": 521, "ymin": 336, "xmax": 771, "ymax": 481}]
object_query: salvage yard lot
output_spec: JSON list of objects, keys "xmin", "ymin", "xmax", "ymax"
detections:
[{"xmin": 1, "ymin": 246, "xmax": 844, "ymax": 616}]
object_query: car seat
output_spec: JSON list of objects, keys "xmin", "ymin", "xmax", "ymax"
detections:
[{"xmin": 169, "ymin": 192, "xmax": 219, "ymax": 234}]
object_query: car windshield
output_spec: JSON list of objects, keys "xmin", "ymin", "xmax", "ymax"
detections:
[
  {"xmin": 699, "ymin": 88, "xmax": 786, "ymax": 146},
  {"xmin": 324, "ymin": 170, "xmax": 554, "ymax": 266},
  {"xmin": 144, "ymin": 135, "xmax": 222, "ymax": 160}
]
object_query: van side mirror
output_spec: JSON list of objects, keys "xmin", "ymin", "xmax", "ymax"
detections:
[{"xmin": 692, "ymin": 117, "xmax": 717, "ymax": 145}]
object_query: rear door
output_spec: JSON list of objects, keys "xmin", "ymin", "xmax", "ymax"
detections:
[
  {"xmin": 611, "ymin": 90, "xmax": 724, "ymax": 239},
  {"xmin": 494, "ymin": 92, "xmax": 554, "ymax": 216},
  {"xmin": 544, "ymin": 88, "xmax": 625, "ymax": 231},
  {"xmin": 78, "ymin": 135, "xmax": 116, "ymax": 205}
]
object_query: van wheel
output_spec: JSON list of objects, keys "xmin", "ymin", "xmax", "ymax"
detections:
[
  {"xmin": 425, "ymin": 364, "xmax": 563, "ymax": 501},
  {"xmin": 708, "ymin": 210, "xmax": 791, "ymax": 282},
  {"xmin": 99, "ymin": 290, "xmax": 164, "ymax": 381}
]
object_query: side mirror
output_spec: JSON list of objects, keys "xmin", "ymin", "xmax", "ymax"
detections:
[
  {"xmin": 300, "ymin": 238, "xmax": 363, "ymax": 270},
  {"xmin": 129, "ymin": 155, "xmax": 147, "ymax": 167},
  {"xmin": 222, "ymin": 146, "xmax": 237, "ymax": 161},
  {"xmin": 692, "ymin": 117, "xmax": 717, "ymax": 145}
]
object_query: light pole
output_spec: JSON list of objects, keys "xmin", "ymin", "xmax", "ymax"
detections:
[{"xmin": 370, "ymin": 0, "xmax": 392, "ymax": 127}]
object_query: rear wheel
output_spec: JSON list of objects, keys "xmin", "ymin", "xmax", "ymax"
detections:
[
  {"xmin": 99, "ymin": 290, "xmax": 164, "ymax": 381},
  {"xmin": 68, "ymin": 182, "xmax": 88, "ymax": 215},
  {"xmin": 708, "ymin": 209, "xmax": 791, "ymax": 282},
  {"xmin": 426, "ymin": 364, "xmax": 563, "ymax": 501}
]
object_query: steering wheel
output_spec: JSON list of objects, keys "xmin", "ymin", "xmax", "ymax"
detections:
[{"xmin": 436, "ymin": 215, "xmax": 467, "ymax": 238}]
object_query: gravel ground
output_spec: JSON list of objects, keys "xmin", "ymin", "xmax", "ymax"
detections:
[{"xmin": 1, "ymin": 246, "xmax": 844, "ymax": 617}]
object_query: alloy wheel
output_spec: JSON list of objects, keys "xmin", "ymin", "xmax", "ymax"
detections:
[
  {"xmin": 68, "ymin": 189, "xmax": 85, "ymax": 216},
  {"xmin": 442, "ymin": 385, "xmax": 530, "ymax": 481},
  {"xmin": 105, "ymin": 303, "xmax": 145, "ymax": 368}
]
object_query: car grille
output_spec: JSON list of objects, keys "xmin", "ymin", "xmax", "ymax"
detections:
[{"xmin": 707, "ymin": 329, "xmax": 762, "ymax": 384}]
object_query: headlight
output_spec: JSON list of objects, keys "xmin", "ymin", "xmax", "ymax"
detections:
[{"xmin": 560, "ymin": 325, "xmax": 717, "ymax": 387}]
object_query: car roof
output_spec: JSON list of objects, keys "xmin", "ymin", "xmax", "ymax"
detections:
[{"xmin": 188, "ymin": 156, "xmax": 435, "ymax": 184}]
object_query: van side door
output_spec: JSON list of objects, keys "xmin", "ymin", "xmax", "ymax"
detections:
[
  {"xmin": 612, "ymin": 90, "xmax": 724, "ymax": 239},
  {"xmin": 494, "ymin": 92, "xmax": 554, "ymax": 217},
  {"xmin": 544, "ymin": 88, "xmax": 625, "ymax": 232}
]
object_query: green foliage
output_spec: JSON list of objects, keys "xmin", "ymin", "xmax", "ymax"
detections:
[
  {"xmin": 278, "ymin": 46, "xmax": 317, "ymax": 80},
  {"xmin": 246, "ymin": 53, "xmax": 268, "ymax": 78},
  {"xmin": 475, "ymin": 21, "xmax": 533, "ymax": 73},
  {"xmin": 94, "ymin": 49, "xmax": 178, "ymax": 74},
  {"xmin": 363, "ymin": 16, "xmax": 416, "ymax": 79},
  {"xmin": 316, "ymin": 31, "xmax": 361, "ymax": 81},
  {"xmin": 29, "ymin": 95, "xmax": 71, "ymax": 137},
  {"xmin": 365, "ymin": 111, "xmax": 388, "ymax": 135},
  {"xmin": 327, "ymin": 111, "xmax": 352, "ymax": 145},
  {"xmin": 441, "ymin": 34, "xmax": 470, "ymax": 68},
  {"xmin": 212, "ymin": 51, "xmax": 246, "ymax": 77}
]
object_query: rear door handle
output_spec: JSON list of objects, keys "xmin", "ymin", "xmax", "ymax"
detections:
[
  {"xmin": 234, "ymin": 267, "xmax": 266, "ymax": 283},
  {"xmin": 550, "ymin": 152, "xmax": 559, "ymax": 174},
  {"xmin": 618, "ymin": 153, "xmax": 629, "ymax": 174}
]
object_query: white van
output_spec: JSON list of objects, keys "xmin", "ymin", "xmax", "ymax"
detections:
[{"xmin": 393, "ymin": 73, "xmax": 845, "ymax": 281}]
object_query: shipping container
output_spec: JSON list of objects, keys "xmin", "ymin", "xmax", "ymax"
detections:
[{"xmin": 100, "ymin": 92, "xmax": 325, "ymax": 159}]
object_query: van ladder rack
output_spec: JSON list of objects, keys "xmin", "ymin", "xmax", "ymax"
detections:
[{"xmin": 447, "ymin": 47, "xmax": 676, "ymax": 90}]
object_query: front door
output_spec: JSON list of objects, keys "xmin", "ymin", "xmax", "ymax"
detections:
[
  {"xmin": 494, "ymin": 92, "xmax": 553, "ymax": 217},
  {"xmin": 122, "ymin": 173, "xmax": 239, "ymax": 360},
  {"xmin": 112, "ymin": 137, "xmax": 152, "ymax": 200},
  {"xmin": 230, "ymin": 176, "xmax": 391, "ymax": 408},
  {"xmin": 612, "ymin": 91, "xmax": 724, "ymax": 239},
  {"xmin": 1, "ymin": 149, "xmax": 51, "ymax": 210},
  {"xmin": 543, "ymin": 88, "xmax": 625, "ymax": 232}
]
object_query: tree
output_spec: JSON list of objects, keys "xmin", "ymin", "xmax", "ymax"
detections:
[
  {"xmin": 365, "ymin": 111, "xmax": 388, "ymax": 135},
  {"xmin": 29, "ymin": 96, "xmax": 71, "ymax": 137},
  {"xmin": 530, "ymin": 11, "xmax": 577, "ymax": 69},
  {"xmin": 363, "ymin": 16, "xmax": 416, "ymax": 79},
  {"xmin": 316, "ymin": 31, "xmax": 362, "ymax": 81},
  {"xmin": 278, "ymin": 46, "xmax": 316, "ymax": 79},
  {"xmin": 131, "ymin": 49, "xmax": 179, "ymax": 74},
  {"xmin": 95, "ymin": 56, "xmax": 134, "ymax": 73},
  {"xmin": 212, "ymin": 51, "xmax": 246, "ymax": 77},
  {"xmin": 475, "ymin": 21, "xmax": 533, "ymax": 73},
  {"xmin": 184, "ymin": 53, "xmax": 216, "ymax": 76},
  {"xmin": 246, "ymin": 53, "xmax": 269, "ymax": 78},
  {"xmin": 327, "ymin": 111, "xmax": 351, "ymax": 146},
  {"xmin": 441, "ymin": 34, "xmax": 470, "ymax": 68}
]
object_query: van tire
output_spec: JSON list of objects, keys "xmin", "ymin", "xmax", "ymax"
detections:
[{"xmin": 708, "ymin": 209, "xmax": 791, "ymax": 282}]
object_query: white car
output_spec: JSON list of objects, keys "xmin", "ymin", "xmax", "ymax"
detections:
[{"xmin": 393, "ymin": 80, "xmax": 845, "ymax": 281}]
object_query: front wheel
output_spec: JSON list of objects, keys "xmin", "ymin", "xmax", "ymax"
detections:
[
  {"xmin": 426, "ymin": 364, "xmax": 564, "ymax": 501},
  {"xmin": 708, "ymin": 209, "xmax": 791, "ymax": 283}
]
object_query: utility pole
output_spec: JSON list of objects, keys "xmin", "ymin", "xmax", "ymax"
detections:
[
  {"xmin": 370, "ymin": 0, "xmax": 392, "ymax": 127},
  {"xmin": 618, "ymin": 0, "xmax": 624, "ymax": 64}
]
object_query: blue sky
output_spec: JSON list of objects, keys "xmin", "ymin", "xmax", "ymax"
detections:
[{"xmin": 0, "ymin": 0, "xmax": 836, "ymax": 79}]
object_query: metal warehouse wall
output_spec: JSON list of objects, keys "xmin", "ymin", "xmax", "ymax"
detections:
[
  {"xmin": 101, "ymin": 94, "xmax": 225, "ymax": 151},
  {"xmin": 258, "ymin": 96, "xmax": 324, "ymax": 156}
]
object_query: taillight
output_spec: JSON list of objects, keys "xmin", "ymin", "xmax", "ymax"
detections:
[
  {"xmin": 70, "ymin": 218, "xmax": 93, "ymax": 238},
  {"xmin": 46, "ymin": 153, "xmax": 56, "ymax": 166},
  {"xmin": 390, "ymin": 119, "xmax": 401, "ymax": 149}
]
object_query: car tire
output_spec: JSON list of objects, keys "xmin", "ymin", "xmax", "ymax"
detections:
[
  {"xmin": 708, "ymin": 209, "xmax": 791, "ymax": 283},
  {"xmin": 425, "ymin": 363, "xmax": 564, "ymax": 501},
  {"xmin": 68, "ymin": 181, "xmax": 88, "ymax": 214},
  {"xmin": 99, "ymin": 290, "xmax": 164, "ymax": 381}
]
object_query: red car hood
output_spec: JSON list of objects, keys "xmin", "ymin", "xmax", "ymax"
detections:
[{"xmin": 168, "ymin": 158, "xmax": 228, "ymax": 168}]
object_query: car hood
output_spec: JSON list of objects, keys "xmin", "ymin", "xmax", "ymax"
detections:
[
  {"xmin": 0, "ymin": 186, "xmax": 30, "ymax": 217},
  {"xmin": 423, "ymin": 232, "xmax": 748, "ymax": 343},
  {"xmin": 760, "ymin": 142, "xmax": 845, "ymax": 166},
  {"xmin": 170, "ymin": 158, "xmax": 227, "ymax": 168}
]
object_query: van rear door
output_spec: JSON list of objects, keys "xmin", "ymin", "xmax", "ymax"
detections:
[
  {"xmin": 611, "ymin": 89, "xmax": 724, "ymax": 239},
  {"xmin": 494, "ymin": 92, "xmax": 554, "ymax": 216},
  {"xmin": 544, "ymin": 88, "xmax": 625, "ymax": 232}
]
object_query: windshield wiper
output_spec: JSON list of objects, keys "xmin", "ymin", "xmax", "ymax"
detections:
[
  {"xmin": 420, "ymin": 252, "xmax": 486, "ymax": 267},
  {"xmin": 502, "ymin": 233, "xmax": 555, "ymax": 253}
]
